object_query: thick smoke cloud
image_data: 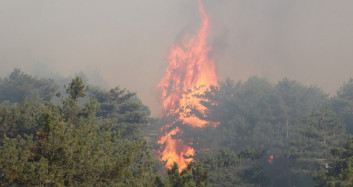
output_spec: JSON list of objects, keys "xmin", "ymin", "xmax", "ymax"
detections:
[
  {"xmin": 1, "ymin": 0, "xmax": 353, "ymax": 116},
  {"xmin": 209, "ymin": 0, "xmax": 353, "ymax": 92}
]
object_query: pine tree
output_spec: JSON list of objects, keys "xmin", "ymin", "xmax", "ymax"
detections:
[
  {"xmin": 314, "ymin": 136, "xmax": 353, "ymax": 186},
  {"xmin": 290, "ymin": 105, "xmax": 344, "ymax": 175},
  {"xmin": 0, "ymin": 77, "xmax": 160, "ymax": 186}
]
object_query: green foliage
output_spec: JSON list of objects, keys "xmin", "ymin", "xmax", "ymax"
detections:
[
  {"xmin": 199, "ymin": 77, "xmax": 328, "ymax": 152},
  {"xmin": 332, "ymin": 78, "xmax": 353, "ymax": 134},
  {"xmin": 65, "ymin": 76, "xmax": 88, "ymax": 100},
  {"xmin": 290, "ymin": 105, "xmax": 344, "ymax": 176},
  {"xmin": 299, "ymin": 105, "xmax": 344, "ymax": 145},
  {"xmin": 90, "ymin": 86, "xmax": 149, "ymax": 140},
  {"xmin": 164, "ymin": 162, "xmax": 209, "ymax": 187},
  {"xmin": 314, "ymin": 136, "xmax": 353, "ymax": 186},
  {"xmin": 276, "ymin": 78, "xmax": 328, "ymax": 140},
  {"xmin": 3, "ymin": 69, "xmax": 353, "ymax": 186},
  {"xmin": 0, "ymin": 69, "xmax": 57, "ymax": 103},
  {"xmin": 191, "ymin": 77, "xmax": 329, "ymax": 186},
  {"xmin": 0, "ymin": 98, "xmax": 42, "ymax": 138},
  {"xmin": 0, "ymin": 76, "xmax": 159, "ymax": 186},
  {"xmin": 200, "ymin": 148, "xmax": 269, "ymax": 187}
]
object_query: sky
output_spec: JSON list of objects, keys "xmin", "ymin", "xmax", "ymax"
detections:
[{"xmin": 1, "ymin": 0, "xmax": 353, "ymax": 116}]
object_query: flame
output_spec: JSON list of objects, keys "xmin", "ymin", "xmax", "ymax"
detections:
[
  {"xmin": 158, "ymin": 127, "xmax": 195, "ymax": 170},
  {"xmin": 158, "ymin": 0, "xmax": 219, "ymax": 172},
  {"xmin": 268, "ymin": 154, "xmax": 274, "ymax": 164}
]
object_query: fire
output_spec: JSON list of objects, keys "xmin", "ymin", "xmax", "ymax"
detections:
[
  {"xmin": 158, "ymin": 0, "xmax": 219, "ymax": 172},
  {"xmin": 157, "ymin": 127, "xmax": 195, "ymax": 170}
]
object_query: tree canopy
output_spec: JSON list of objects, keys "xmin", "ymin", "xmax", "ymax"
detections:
[{"xmin": 2, "ymin": 70, "xmax": 353, "ymax": 186}]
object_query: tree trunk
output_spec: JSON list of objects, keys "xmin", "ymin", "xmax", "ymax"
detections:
[{"xmin": 286, "ymin": 116, "xmax": 289, "ymax": 138}]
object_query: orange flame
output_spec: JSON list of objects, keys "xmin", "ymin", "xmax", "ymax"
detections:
[
  {"xmin": 268, "ymin": 154, "xmax": 274, "ymax": 164},
  {"xmin": 158, "ymin": 127, "xmax": 195, "ymax": 170},
  {"xmin": 158, "ymin": 0, "xmax": 219, "ymax": 172}
]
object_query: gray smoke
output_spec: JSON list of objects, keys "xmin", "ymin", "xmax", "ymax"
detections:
[{"xmin": 1, "ymin": 0, "xmax": 353, "ymax": 116}]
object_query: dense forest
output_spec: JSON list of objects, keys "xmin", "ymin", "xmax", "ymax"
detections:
[{"xmin": 1, "ymin": 69, "xmax": 353, "ymax": 186}]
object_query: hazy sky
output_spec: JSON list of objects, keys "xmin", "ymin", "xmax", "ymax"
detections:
[{"xmin": 1, "ymin": 0, "xmax": 353, "ymax": 116}]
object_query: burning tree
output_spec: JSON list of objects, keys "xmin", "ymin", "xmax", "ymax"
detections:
[{"xmin": 158, "ymin": 0, "xmax": 219, "ymax": 172}]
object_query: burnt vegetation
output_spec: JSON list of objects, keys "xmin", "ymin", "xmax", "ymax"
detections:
[{"xmin": 1, "ymin": 69, "xmax": 353, "ymax": 186}]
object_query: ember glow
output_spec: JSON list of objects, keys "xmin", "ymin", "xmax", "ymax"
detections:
[{"xmin": 158, "ymin": 0, "xmax": 219, "ymax": 172}]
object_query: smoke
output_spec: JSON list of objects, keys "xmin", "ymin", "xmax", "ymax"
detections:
[
  {"xmin": 207, "ymin": 0, "xmax": 353, "ymax": 94},
  {"xmin": 1, "ymin": 0, "xmax": 353, "ymax": 116}
]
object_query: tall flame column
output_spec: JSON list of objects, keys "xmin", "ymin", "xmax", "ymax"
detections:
[{"xmin": 158, "ymin": 0, "xmax": 219, "ymax": 172}]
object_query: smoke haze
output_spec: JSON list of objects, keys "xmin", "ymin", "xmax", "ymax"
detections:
[{"xmin": 1, "ymin": 0, "xmax": 353, "ymax": 116}]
